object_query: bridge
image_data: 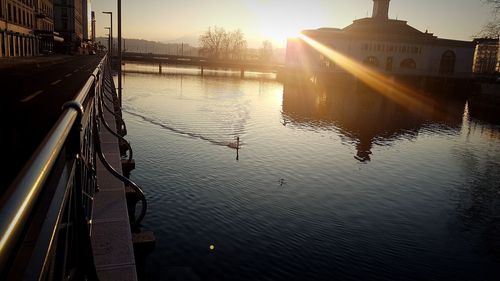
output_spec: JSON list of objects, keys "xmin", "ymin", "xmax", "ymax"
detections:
[
  {"xmin": 0, "ymin": 54, "xmax": 152, "ymax": 280},
  {"xmin": 120, "ymin": 52, "xmax": 285, "ymax": 78}
]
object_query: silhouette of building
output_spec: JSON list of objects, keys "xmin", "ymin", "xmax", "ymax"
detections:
[
  {"xmin": 0, "ymin": 0, "xmax": 38, "ymax": 57},
  {"xmin": 472, "ymin": 38, "xmax": 499, "ymax": 74},
  {"xmin": 286, "ymin": 0, "xmax": 475, "ymax": 79},
  {"xmin": 53, "ymin": 0, "xmax": 84, "ymax": 53}
]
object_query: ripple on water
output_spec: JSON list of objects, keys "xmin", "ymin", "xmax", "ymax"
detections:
[{"xmin": 121, "ymin": 72, "xmax": 500, "ymax": 281}]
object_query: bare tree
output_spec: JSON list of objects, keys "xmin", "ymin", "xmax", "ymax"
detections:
[
  {"xmin": 485, "ymin": 0, "xmax": 500, "ymax": 12},
  {"xmin": 259, "ymin": 40, "xmax": 274, "ymax": 62},
  {"xmin": 199, "ymin": 26, "xmax": 226, "ymax": 58},
  {"xmin": 227, "ymin": 29, "xmax": 247, "ymax": 60},
  {"xmin": 479, "ymin": 0, "xmax": 500, "ymax": 37},
  {"xmin": 199, "ymin": 26, "xmax": 247, "ymax": 59}
]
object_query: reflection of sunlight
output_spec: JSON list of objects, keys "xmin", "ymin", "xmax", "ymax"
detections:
[{"xmin": 298, "ymin": 34, "xmax": 439, "ymax": 118}]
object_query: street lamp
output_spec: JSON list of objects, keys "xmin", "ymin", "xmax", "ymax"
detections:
[
  {"xmin": 104, "ymin": 27, "xmax": 111, "ymax": 53},
  {"xmin": 102, "ymin": 11, "xmax": 112, "ymax": 57},
  {"xmin": 117, "ymin": 0, "xmax": 122, "ymax": 107}
]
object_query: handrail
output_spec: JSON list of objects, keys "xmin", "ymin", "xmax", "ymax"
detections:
[
  {"xmin": 95, "ymin": 140, "xmax": 147, "ymax": 227},
  {"xmin": 101, "ymin": 88, "xmax": 128, "ymax": 134},
  {"xmin": 98, "ymin": 97, "xmax": 134, "ymax": 162},
  {"xmin": 0, "ymin": 55, "xmax": 107, "ymax": 274},
  {"xmin": 0, "ymin": 111, "xmax": 78, "ymax": 270},
  {"xmin": 101, "ymin": 80, "xmax": 128, "ymax": 136},
  {"xmin": 95, "ymin": 65, "xmax": 147, "ymax": 226}
]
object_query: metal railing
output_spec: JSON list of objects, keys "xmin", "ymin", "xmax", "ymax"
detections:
[
  {"xmin": 94, "ymin": 61, "xmax": 147, "ymax": 226},
  {"xmin": 0, "ymin": 53, "xmax": 147, "ymax": 280}
]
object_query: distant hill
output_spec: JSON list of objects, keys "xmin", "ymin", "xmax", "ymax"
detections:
[
  {"xmin": 96, "ymin": 37, "xmax": 199, "ymax": 56},
  {"xmin": 164, "ymin": 32, "xmax": 202, "ymax": 46}
]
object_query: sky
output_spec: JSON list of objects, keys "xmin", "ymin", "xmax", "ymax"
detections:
[{"xmin": 92, "ymin": 0, "xmax": 494, "ymax": 48}]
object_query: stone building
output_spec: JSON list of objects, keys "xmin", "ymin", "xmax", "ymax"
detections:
[
  {"xmin": 286, "ymin": 0, "xmax": 475, "ymax": 80},
  {"xmin": 34, "ymin": 0, "xmax": 63, "ymax": 54},
  {"xmin": 0, "ymin": 0, "xmax": 38, "ymax": 57}
]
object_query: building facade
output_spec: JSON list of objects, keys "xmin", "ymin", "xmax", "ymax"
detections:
[
  {"xmin": 286, "ymin": 0, "xmax": 475, "ymax": 79},
  {"xmin": 0, "ymin": 0, "xmax": 38, "ymax": 57},
  {"xmin": 53, "ymin": 0, "xmax": 83, "ymax": 52},
  {"xmin": 34, "ymin": 0, "xmax": 60, "ymax": 54},
  {"xmin": 472, "ymin": 38, "xmax": 499, "ymax": 74}
]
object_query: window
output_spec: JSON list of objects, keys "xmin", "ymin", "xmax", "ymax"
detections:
[
  {"xmin": 364, "ymin": 56, "xmax": 379, "ymax": 67},
  {"xmin": 400, "ymin": 58, "xmax": 416, "ymax": 69},
  {"xmin": 439, "ymin": 50, "xmax": 456, "ymax": 75}
]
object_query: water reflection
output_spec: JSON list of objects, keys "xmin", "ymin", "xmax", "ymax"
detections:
[{"xmin": 282, "ymin": 76, "xmax": 466, "ymax": 162}]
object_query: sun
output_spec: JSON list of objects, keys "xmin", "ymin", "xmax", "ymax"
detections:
[
  {"xmin": 260, "ymin": 24, "xmax": 301, "ymax": 46},
  {"xmin": 242, "ymin": 0, "xmax": 323, "ymax": 47}
]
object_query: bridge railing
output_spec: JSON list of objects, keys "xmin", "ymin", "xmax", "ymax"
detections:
[{"xmin": 0, "ymin": 55, "xmax": 108, "ymax": 280}]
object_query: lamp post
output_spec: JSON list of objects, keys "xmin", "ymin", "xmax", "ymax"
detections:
[
  {"xmin": 117, "ymin": 0, "xmax": 122, "ymax": 107},
  {"xmin": 102, "ymin": 11, "xmax": 112, "ymax": 58},
  {"xmin": 104, "ymin": 27, "xmax": 111, "ymax": 53}
]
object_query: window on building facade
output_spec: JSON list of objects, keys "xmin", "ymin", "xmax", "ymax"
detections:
[
  {"xmin": 363, "ymin": 56, "xmax": 379, "ymax": 67},
  {"xmin": 400, "ymin": 58, "xmax": 416, "ymax": 69},
  {"xmin": 439, "ymin": 50, "xmax": 456, "ymax": 74}
]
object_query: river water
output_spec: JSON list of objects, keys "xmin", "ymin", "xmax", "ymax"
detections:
[{"xmin": 119, "ymin": 65, "xmax": 500, "ymax": 281}]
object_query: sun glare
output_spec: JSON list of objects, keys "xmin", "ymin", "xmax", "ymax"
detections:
[
  {"xmin": 242, "ymin": 0, "xmax": 329, "ymax": 47},
  {"xmin": 298, "ymin": 34, "xmax": 441, "ymax": 118},
  {"xmin": 260, "ymin": 24, "xmax": 301, "ymax": 45}
]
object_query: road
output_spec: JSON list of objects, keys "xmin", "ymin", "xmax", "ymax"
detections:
[{"xmin": 1, "ymin": 55, "xmax": 104, "ymax": 189}]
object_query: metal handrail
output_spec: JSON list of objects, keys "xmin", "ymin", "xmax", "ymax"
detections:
[
  {"xmin": 95, "ymin": 139, "xmax": 147, "ymax": 227},
  {"xmin": 95, "ymin": 65, "xmax": 147, "ymax": 226},
  {"xmin": 0, "ymin": 110, "xmax": 78, "ymax": 270},
  {"xmin": 101, "ymin": 81, "xmax": 128, "ymax": 135},
  {"xmin": 98, "ymin": 97, "xmax": 134, "ymax": 162},
  {"xmin": 0, "ymin": 55, "xmax": 107, "ymax": 276}
]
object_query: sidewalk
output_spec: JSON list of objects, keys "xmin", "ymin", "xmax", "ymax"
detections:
[{"xmin": 0, "ymin": 55, "xmax": 77, "ymax": 70}]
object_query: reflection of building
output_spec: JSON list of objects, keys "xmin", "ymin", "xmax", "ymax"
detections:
[
  {"xmin": 286, "ymin": 0, "xmax": 475, "ymax": 79},
  {"xmin": 0, "ymin": 0, "xmax": 38, "ymax": 57},
  {"xmin": 472, "ymin": 38, "xmax": 499, "ymax": 74},
  {"xmin": 54, "ymin": 0, "xmax": 83, "ymax": 52},
  {"xmin": 282, "ymin": 76, "xmax": 465, "ymax": 162}
]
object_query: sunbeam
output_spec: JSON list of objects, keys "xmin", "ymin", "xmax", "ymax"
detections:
[{"xmin": 298, "ymin": 34, "xmax": 445, "ymax": 119}]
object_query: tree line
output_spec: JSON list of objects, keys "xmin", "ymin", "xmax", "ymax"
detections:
[{"xmin": 199, "ymin": 26, "xmax": 273, "ymax": 61}]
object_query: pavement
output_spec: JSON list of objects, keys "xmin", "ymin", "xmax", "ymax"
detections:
[
  {"xmin": 1, "ymin": 54, "xmax": 104, "ymax": 189},
  {"xmin": 0, "ymin": 55, "xmax": 77, "ymax": 70}
]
